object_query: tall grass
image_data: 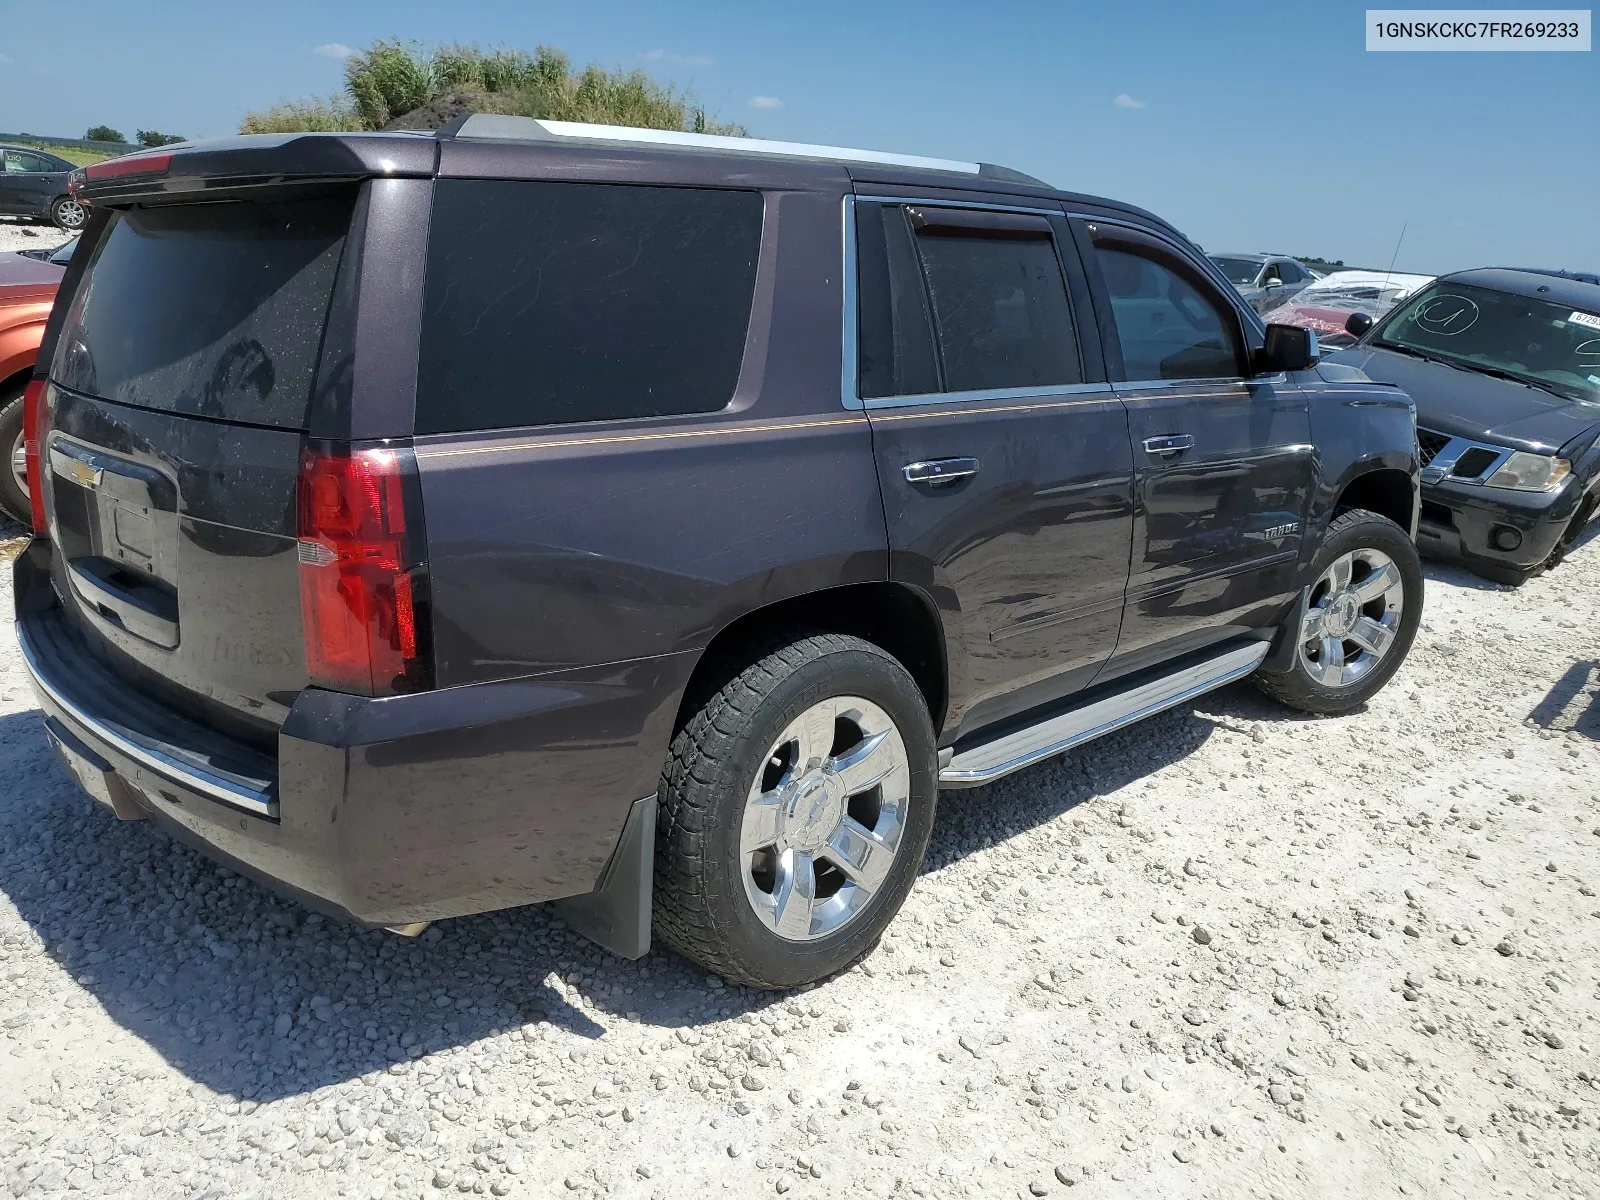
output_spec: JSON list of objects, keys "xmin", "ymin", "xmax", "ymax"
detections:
[
  {"xmin": 239, "ymin": 96, "xmax": 366, "ymax": 135},
  {"xmin": 240, "ymin": 40, "xmax": 747, "ymax": 136}
]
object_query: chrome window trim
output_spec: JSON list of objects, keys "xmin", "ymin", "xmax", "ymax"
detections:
[
  {"xmin": 841, "ymin": 194, "xmax": 862, "ymax": 410},
  {"xmin": 1113, "ymin": 373, "xmax": 1288, "ymax": 391},
  {"xmin": 18, "ymin": 625, "xmax": 278, "ymax": 819},
  {"xmin": 841, "ymin": 192, "xmax": 1097, "ymax": 412}
]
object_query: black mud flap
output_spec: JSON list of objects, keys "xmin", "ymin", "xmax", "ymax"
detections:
[
  {"xmin": 551, "ymin": 796, "xmax": 656, "ymax": 960},
  {"xmin": 1260, "ymin": 585, "xmax": 1310, "ymax": 676}
]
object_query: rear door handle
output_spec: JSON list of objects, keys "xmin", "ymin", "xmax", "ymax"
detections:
[
  {"xmin": 1141, "ymin": 434, "xmax": 1195, "ymax": 457},
  {"xmin": 903, "ymin": 457, "xmax": 980, "ymax": 485}
]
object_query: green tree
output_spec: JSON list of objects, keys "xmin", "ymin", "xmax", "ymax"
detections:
[
  {"xmin": 136, "ymin": 130, "xmax": 187, "ymax": 147},
  {"xmin": 85, "ymin": 125, "xmax": 125, "ymax": 143}
]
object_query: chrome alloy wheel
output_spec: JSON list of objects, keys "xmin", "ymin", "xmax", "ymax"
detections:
[
  {"xmin": 54, "ymin": 199, "xmax": 86, "ymax": 229},
  {"xmin": 1298, "ymin": 548, "xmax": 1405, "ymax": 688},
  {"xmin": 740, "ymin": 695, "xmax": 910, "ymax": 942},
  {"xmin": 10, "ymin": 430, "xmax": 25, "ymax": 500}
]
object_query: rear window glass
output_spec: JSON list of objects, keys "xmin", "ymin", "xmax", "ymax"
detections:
[
  {"xmin": 53, "ymin": 195, "xmax": 352, "ymax": 429},
  {"xmin": 416, "ymin": 180, "xmax": 762, "ymax": 434}
]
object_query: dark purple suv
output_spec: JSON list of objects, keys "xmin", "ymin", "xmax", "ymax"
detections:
[{"xmin": 17, "ymin": 119, "xmax": 1424, "ymax": 988}]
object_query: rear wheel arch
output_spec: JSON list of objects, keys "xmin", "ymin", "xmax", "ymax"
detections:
[{"xmin": 672, "ymin": 582, "xmax": 949, "ymax": 742}]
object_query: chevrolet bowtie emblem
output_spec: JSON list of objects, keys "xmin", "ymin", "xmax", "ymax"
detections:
[{"xmin": 70, "ymin": 460, "xmax": 103, "ymax": 489}]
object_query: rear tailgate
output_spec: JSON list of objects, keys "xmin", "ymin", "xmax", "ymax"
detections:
[{"xmin": 37, "ymin": 142, "xmax": 421, "ymax": 744}]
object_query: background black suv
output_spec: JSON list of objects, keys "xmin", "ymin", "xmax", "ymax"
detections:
[{"xmin": 18, "ymin": 120, "xmax": 1422, "ymax": 988}]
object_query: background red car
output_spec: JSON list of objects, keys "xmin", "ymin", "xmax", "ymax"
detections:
[{"xmin": 0, "ymin": 237, "xmax": 72, "ymax": 523}]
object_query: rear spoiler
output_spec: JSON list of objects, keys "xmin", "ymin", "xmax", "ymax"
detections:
[{"xmin": 70, "ymin": 133, "xmax": 437, "ymax": 205}]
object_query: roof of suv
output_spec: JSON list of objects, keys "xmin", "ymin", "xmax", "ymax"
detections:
[
  {"xmin": 72, "ymin": 121, "xmax": 1196, "ymax": 250},
  {"xmin": 433, "ymin": 115, "xmax": 1190, "ymax": 241},
  {"xmin": 1439, "ymin": 267, "xmax": 1600, "ymax": 308}
]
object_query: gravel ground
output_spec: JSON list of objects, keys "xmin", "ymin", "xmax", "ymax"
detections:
[
  {"xmin": 0, "ymin": 220, "xmax": 74, "ymax": 255},
  {"xmin": 2, "ymin": 523, "xmax": 1599, "ymax": 1200}
]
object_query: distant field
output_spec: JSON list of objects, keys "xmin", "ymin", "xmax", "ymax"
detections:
[{"xmin": 18, "ymin": 143, "xmax": 113, "ymax": 166}]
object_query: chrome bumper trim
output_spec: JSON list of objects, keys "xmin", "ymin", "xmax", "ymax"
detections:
[{"xmin": 17, "ymin": 624, "xmax": 278, "ymax": 819}]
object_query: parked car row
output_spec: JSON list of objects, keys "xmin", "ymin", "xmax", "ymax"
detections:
[
  {"xmin": 1214, "ymin": 250, "xmax": 1600, "ymax": 583},
  {"xmin": 1328, "ymin": 268, "xmax": 1600, "ymax": 584}
]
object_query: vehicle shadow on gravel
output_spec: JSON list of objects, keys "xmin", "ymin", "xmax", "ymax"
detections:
[
  {"xmin": 1529, "ymin": 659, "xmax": 1600, "ymax": 740},
  {"xmin": 0, "ymin": 678, "xmax": 1278, "ymax": 1103}
]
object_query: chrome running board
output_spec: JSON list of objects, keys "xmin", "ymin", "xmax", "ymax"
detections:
[{"xmin": 939, "ymin": 641, "xmax": 1269, "ymax": 787}]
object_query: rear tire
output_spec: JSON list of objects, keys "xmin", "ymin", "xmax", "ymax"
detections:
[
  {"xmin": 49, "ymin": 196, "xmax": 85, "ymax": 231},
  {"xmin": 0, "ymin": 384, "xmax": 29, "ymax": 525},
  {"xmin": 654, "ymin": 633, "xmax": 937, "ymax": 989},
  {"xmin": 1254, "ymin": 508, "xmax": 1422, "ymax": 715}
]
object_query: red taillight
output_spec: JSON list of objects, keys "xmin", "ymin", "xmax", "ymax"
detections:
[
  {"xmin": 83, "ymin": 151, "xmax": 173, "ymax": 181},
  {"xmin": 22, "ymin": 379, "xmax": 48, "ymax": 536},
  {"xmin": 295, "ymin": 444, "xmax": 430, "ymax": 696}
]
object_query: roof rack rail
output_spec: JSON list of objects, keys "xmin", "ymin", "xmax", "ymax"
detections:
[{"xmin": 437, "ymin": 114, "xmax": 1047, "ymax": 185}]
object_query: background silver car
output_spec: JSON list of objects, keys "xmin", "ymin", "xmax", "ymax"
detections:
[{"xmin": 1209, "ymin": 252, "xmax": 1314, "ymax": 315}]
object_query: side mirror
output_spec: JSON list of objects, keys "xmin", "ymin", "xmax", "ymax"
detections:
[
  {"xmin": 1260, "ymin": 324, "xmax": 1318, "ymax": 372},
  {"xmin": 1344, "ymin": 312, "xmax": 1374, "ymax": 339}
]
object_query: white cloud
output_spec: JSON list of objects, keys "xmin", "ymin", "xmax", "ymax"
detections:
[
  {"xmin": 747, "ymin": 95, "xmax": 784, "ymax": 109},
  {"xmin": 641, "ymin": 49, "xmax": 715, "ymax": 67},
  {"xmin": 313, "ymin": 43, "xmax": 354, "ymax": 59},
  {"xmin": 1113, "ymin": 93, "xmax": 1147, "ymax": 109}
]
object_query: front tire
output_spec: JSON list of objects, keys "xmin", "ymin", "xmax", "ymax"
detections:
[
  {"xmin": 1254, "ymin": 508, "xmax": 1423, "ymax": 715},
  {"xmin": 0, "ymin": 384, "xmax": 29, "ymax": 525},
  {"xmin": 654, "ymin": 633, "xmax": 938, "ymax": 989},
  {"xmin": 50, "ymin": 196, "xmax": 85, "ymax": 231}
]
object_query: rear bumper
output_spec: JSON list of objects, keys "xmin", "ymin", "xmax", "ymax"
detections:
[
  {"xmin": 1416, "ymin": 473, "xmax": 1590, "ymax": 574},
  {"xmin": 15, "ymin": 540, "xmax": 690, "ymax": 927}
]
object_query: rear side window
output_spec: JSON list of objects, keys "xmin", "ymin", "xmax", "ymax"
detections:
[
  {"xmin": 53, "ymin": 195, "xmax": 353, "ymax": 429},
  {"xmin": 416, "ymin": 181, "xmax": 762, "ymax": 434},
  {"xmin": 856, "ymin": 202, "xmax": 1080, "ymax": 398}
]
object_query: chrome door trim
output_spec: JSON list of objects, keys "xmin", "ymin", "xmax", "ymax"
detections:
[
  {"xmin": 939, "ymin": 640, "xmax": 1268, "ymax": 786},
  {"xmin": 865, "ymin": 381, "xmax": 1117, "ymax": 411}
]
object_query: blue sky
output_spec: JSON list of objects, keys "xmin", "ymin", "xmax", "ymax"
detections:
[{"xmin": 5, "ymin": 0, "xmax": 1595, "ymax": 273}]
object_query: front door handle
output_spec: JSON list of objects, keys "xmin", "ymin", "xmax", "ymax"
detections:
[
  {"xmin": 903, "ymin": 457, "xmax": 980, "ymax": 485},
  {"xmin": 1141, "ymin": 434, "xmax": 1195, "ymax": 457}
]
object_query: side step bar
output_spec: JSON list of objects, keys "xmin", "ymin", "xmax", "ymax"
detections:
[{"xmin": 938, "ymin": 641, "xmax": 1269, "ymax": 788}]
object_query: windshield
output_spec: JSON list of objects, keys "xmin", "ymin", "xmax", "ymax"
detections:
[
  {"xmin": 1210, "ymin": 256, "xmax": 1262, "ymax": 285},
  {"xmin": 49, "ymin": 238, "xmax": 77, "ymax": 265},
  {"xmin": 1375, "ymin": 282, "xmax": 1600, "ymax": 401}
]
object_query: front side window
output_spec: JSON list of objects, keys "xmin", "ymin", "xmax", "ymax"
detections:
[
  {"xmin": 1096, "ymin": 246, "xmax": 1242, "ymax": 381},
  {"xmin": 4, "ymin": 150, "xmax": 52, "ymax": 173},
  {"xmin": 416, "ymin": 180, "xmax": 762, "ymax": 434},
  {"xmin": 1376, "ymin": 282, "xmax": 1600, "ymax": 400},
  {"xmin": 856, "ymin": 203, "xmax": 1080, "ymax": 398}
]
